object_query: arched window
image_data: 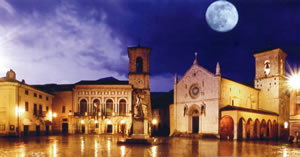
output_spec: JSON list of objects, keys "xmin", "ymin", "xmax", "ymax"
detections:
[
  {"xmin": 93, "ymin": 99, "xmax": 100, "ymax": 113},
  {"xmin": 80, "ymin": 99, "xmax": 87, "ymax": 115},
  {"xmin": 264, "ymin": 60, "xmax": 270, "ymax": 76},
  {"xmin": 136, "ymin": 57, "xmax": 143, "ymax": 73},
  {"xmin": 106, "ymin": 99, "xmax": 113, "ymax": 116},
  {"xmin": 119, "ymin": 99, "xmax": 126, "ymax": 116}
]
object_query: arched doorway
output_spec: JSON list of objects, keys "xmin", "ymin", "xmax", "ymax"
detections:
[
  {"xmin": 246, "ymin": 118, "xmax": 254, "ymax": 140},
  {"xmin": 106, "ymin": 120, "xmax": 113, "ymax": 133},
  {"xmin": 238, "ymin": 118, "xmax": 246, "ymax": 140},
  {"xmin": 88, "ymin": 119, "xmax": 96, "ymax": 134},
  {"xmin": 118, "ymin": 120, "xmax": 126, "ymax": 136},
  {"xmin": 260, "ymin": 119, "xmax": 267, "ymax": 140},
  {"xmin": 220, "ymin": 116, "xmax": 234, "ymax": 140},
  {"xmin": 253, "ymin": 119, "xmax": 260, "ymax": 140},
  {"xmin": 273, "ymin": 120, "xmax": 278, "ymax": 140},
  {"xmin": 192, "ymin": 110, "xmax": 199, "ymax": 133},
  {"xmin": 80, "ymin": 99, "xmax": 87, "ymax": 115},
  {"xmin": 267, "ymin": 120, "xmax": 272, "ymax": 139}
]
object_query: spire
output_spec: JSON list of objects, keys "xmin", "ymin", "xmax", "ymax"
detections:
[
  {"xmin": 216, "ymin": 62, "xmax": 221, "ymax": 76},
  {"xmin": 174, "ymin": 73, "xmax": 178, "ymax": 84},
  {"xmin": 193, "ymin": 52, "xmax": 198, "ymax": 64}
]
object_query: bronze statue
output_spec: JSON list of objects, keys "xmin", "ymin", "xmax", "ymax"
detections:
[{"xmin": 134, "ymin": 94, "xmax": 144, "ymax": 118}]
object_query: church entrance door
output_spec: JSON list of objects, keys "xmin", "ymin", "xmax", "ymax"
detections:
[{"xmin": 192, "ymin": 116, "xmax": 199, "ymax": 133}]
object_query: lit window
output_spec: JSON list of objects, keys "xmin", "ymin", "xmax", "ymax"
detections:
[{"xmin": 0, "ymin": 124, "xmax": 5, "ymax": 131}]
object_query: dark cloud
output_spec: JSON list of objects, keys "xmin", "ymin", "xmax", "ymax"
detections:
[{"xmin": 0, "ymin": 0, "xmax": 300, "ymax": 91}]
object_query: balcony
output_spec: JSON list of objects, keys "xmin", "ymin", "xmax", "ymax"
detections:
[
  {"xmin": 74, "ymin": 112, "xmax": 98, "ymax": 117},
  {"xmin": 33, "ymin": 111, "xmax": 46, "ymax": 117},
  {"xmin": 73, "ymin": 112, "xmax": 131, "ymax": 117}
]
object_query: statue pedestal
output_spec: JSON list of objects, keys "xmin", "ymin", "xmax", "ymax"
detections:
[{"xmin": 117, "ymin": 118, "xmax": 153, "ymax": 145}]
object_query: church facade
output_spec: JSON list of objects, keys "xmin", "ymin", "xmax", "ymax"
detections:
[{"xmin": 170, "ymin": 48, "xmax": 290, "ymax": 140}]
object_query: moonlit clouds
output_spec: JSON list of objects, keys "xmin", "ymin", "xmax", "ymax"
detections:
[
  {"xmin": 0, "ymin": 0, "xmax": 173, "ymax": 91},
  {"xmin": 0, "ymin": 2, "xmax": 128, "ymax": 84},
  {"xmin": 0, "ymin": 0, "xmax": 14, "ymax": 15}
]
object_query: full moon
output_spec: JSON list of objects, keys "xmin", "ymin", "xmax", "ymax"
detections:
[{"xmin": 205, "ymin": 0, "xmax": 239, "ymax": 32}]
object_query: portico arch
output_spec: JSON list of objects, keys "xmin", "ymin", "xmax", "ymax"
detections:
[
  {"xmin": 253, "ymin": 119, "xmax": 260, "ymax": 139},
  {"xmin": 267, "ymin": 120, "xmax": 272, "ymax": 139},
  {"xmin": 220, "ymin": 116, "xmax": 234, "ymax": 140},
  {"xmin": 273, "ymin": 120, "xmax": 278, "ymax": 140},
  {"xmin": 260, "ymin": 119, "xmax": 267, "ymax": 140},
  {"xmin": 246, "ymin": 118, "xmax": 254, "ymax": 140},
  {"xmin": 237, "ymin": 118, "xmax": 246, "ymax": 140}
]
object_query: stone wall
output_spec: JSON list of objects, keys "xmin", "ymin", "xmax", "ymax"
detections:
[{"xmin": 220, "ymin": 78, "xmax": 259, "ymax": 109}]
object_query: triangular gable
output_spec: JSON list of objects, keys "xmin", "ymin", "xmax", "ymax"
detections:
[{"xmin": 177, "ymin": 63, "xmax": 216, "ymax": 84}]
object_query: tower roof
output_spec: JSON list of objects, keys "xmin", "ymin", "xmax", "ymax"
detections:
[
  {"xmin": 128, "ymin": 44, "xmax": 151, "ymax": 50},
  {"xmin": 253, "ymin": 48, "xmax": 287, "ymax": 57}
]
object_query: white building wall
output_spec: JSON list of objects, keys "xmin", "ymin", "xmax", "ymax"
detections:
[{"xmin": 174, "ymin": 63, "xmax": 220, "ymax": 135}]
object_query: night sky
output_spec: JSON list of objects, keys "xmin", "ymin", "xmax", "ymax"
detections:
[{"xmin": 0, "ymin": 0, "xmax": 299, "ymax": 92}]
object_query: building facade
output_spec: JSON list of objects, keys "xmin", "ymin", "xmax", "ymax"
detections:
[
  {"xmin": 36, "ymin": 45, "xmax": 153, "ymax": 136},
  {"xmin": 170, "ymin": 48, "xmax": 290, "ymax": 140},
  {"xmin": 0, "ymin": 70, "xmax": 54, "ymax": 136},
  {"xmin": 50, "ymin": 80, "xmax": 133, "ymax": 135},
  {"xmin": 289, "ymin": 90, "xmax": 300, "ymax": 139}
]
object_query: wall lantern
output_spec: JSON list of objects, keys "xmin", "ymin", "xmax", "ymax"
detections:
[{"xmin": 284, "ymin": 121, "xmax": 288, "ymax": 129}]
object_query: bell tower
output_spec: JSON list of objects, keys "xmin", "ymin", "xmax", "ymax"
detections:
[
  {"xmin": 253, "ymin": 48, "xmax": 289, "ymax": 139},
  {"xmin": 128, "ymin": 45, "xmax": 152, "ymax": 137}
]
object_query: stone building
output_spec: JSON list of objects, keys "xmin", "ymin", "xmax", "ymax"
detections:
[
  {"xmin": 33, "ymin": 45, "xmax": 152, "ymax": 136},
  {"xmin": 289, "ymin": 88, "xmax": 300, "ymax": 139},
  {"xmin": 0, "ymin": 70, "xmax": 54, "ymax": 136},
  {"xmin": 170, "ymin": 48, "xmax": 290, "ymax": 140}
]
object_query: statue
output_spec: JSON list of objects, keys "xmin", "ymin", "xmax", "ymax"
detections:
[{"xmin": 134, "ymin": 94, "xmax": 144, "ymax": 118}]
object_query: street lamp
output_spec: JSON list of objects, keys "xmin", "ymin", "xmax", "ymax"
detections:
[
  {"xmin": 120, "ymin": 119, "xmax": 125, "ymax": 124},
  {"xmin": 284, "ymin": 121, "xmax": 289, "ymax": 129},
  {"xmin": 152, "ymin": 119, "xmax": 157, "ymax": 125},
  {"xmin": 152, "ymin": 119, "xmax": 158, "ymax": 136},
  {"xmin": 287, "ymin": 65, "xmax": 300, "ymax": 91}
]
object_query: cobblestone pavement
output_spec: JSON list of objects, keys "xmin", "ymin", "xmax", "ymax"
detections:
[{"xmin": 0, "ymin": 135, "xmax": 300, "ymax": 157}]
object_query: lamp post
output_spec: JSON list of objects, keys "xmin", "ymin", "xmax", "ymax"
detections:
[
  {"xmin": 120, "ymin": 119, "xmax": 125, "ymax": 137},
  {"xmin": 16, "ymin": 107, "xmax": 25, "ymax": 138},
  {"xmin": 52, "ymin": 113, "xmax": 57, "ymax": 134},
  {"xmin": 152, "ymin": 119, "xmax": 158, "ymax": 136}
]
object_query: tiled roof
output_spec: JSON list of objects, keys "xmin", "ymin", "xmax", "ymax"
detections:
[
  {"xmin": 220, "ymin": 105, "xmax": 279, "ymax": 116},
  {"xmin": 75, "ymin": 77, "xmax": 129, "ymax": 85}
]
